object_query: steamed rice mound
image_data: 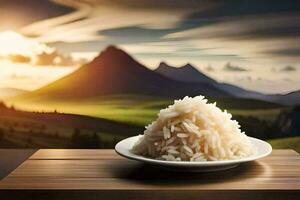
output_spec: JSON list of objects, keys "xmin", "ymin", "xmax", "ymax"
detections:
[{"xmin": 131, "ymin": 96, "xmax": 256, "ymax": 161}]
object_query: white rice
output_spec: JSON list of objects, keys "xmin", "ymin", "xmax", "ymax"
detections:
[{"xmin": 131, "ymin": 96, "xmax": 257, "ymax": 162}]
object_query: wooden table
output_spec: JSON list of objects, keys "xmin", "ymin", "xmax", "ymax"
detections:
[{"xmin": 0, "ymin": 149, "xmax": 299, "ymax": 200}]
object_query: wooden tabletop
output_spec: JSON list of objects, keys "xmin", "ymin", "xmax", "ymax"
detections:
[
  {"xmin": 0, "ymin": 149, "xmax": 299, "ymax": 200},
  {"xmin": 0, "ymin": 149, "xmax": 36, "ymax": 180}
]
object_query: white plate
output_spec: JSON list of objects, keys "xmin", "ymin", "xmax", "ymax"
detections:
[{"xmin": 115, "ymin": 136, "xmax": 272, "ymax": 172}]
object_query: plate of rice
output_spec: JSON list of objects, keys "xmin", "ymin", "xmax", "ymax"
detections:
[{"xmin": 115, "ymin": 96, "xmax": 272, "ymax": 172}]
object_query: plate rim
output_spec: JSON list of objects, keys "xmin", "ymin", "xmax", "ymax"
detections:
[{"xmin": 115, "ymin": 135, "xmax": 272, "ymax": 167}]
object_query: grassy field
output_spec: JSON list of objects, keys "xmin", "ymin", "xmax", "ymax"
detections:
[
  {"xmin": 3, "ymin": 94, "xmax": 297, "ymax": 149},
  {"xmin": 8, "ymin": 95, "xmax": 172, "ymax": 125},
  {"xmin": 8, "ymin": 95, "xmax": 285, "ymax": 126},
  {"xmin": 230, "ymin": 109, "xmax": 283, "ymax": 121},
  {"xmin": 0, "ymin": 110, "xmax": 140, "ymax": 148},
  {"xmin": 268, "ymin": 137, "xmax": 300, "ymax": 153}
]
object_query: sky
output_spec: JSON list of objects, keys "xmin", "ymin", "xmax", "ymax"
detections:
[{"xmin": 0, "ymin": 0, "xmax": 299, "ymax": 94}]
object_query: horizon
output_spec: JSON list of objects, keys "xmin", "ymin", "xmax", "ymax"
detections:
[
  {"xmin": 0, "ymin": 43, "xmax": 299, "ymax": 95},
  {"xmin": 0, "ymin": 0, "xmax": 299, "ymax": 94}
]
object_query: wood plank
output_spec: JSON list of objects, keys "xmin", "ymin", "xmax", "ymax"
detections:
[
  {"xmin": 6, "ymin": 160, "xmax": 300, "ymax": 179},
  {"xmin": 1, "ymin": 177, "xmax": 300, "ymax": 189},
  {"xmin": 29, "ymin": 149, "xmax": 119, "ymax": 160},
  {"xmin": 29, "ymin": 149, "xmax": 299, "ymax": 159},
  {"xmin": 0, "ymin": 149, "xmax": 299, "ymax": 200}
]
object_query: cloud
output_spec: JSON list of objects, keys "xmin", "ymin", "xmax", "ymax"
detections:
[
  {"xmin": 205, "ymin": 65, "xmax": 214, "ymax": 71},
  {"xmin": 272, "ymin": 65, "xmax": 297, "ymax": 72},
  {"xmin": 24, "ymin": 1, "xmax": 193, "ymax": 44},
  {"xmin": 21, "ymin": 0, "xmax": 91, "ymax": 37},
  {"xmin": 14, "ymin": 0, "xmax": 300, "ymax": 68},
  {"xmin": 245, "ymin": 76, "xmax": 252, "ymax": 81},
  {"xmin": 264, "ymin": 48, "xmax": 300, "ymax": 57},
  {"xmin": 5, "ymin": 0, "xmax": 300, "ymax": 78},
  {"xmin": 9, "ymin": 73, "xmax": 31, "ymax": 80},
  {"xmin": 280, "ymin": 65, "xmax": 296, "ymax": 72},
  {"xmin": 35, "ymin": 50, "xmax": 58, "ymax": 66},
  {"xmin": 34, "ymin": 49, "xmax": 81, "ymax": 66},
  {"xmin": 283, "ymin": 78, "xmax": 292, "ymax": 82},
  {"xmin": 223, "ymin": 62, "xmax": 248, "ymax": 72},
  {"xmin": 8, "ymin": 54, "xmax": 31, "ymax": 63},
  {"xmin": 3, "ymin": 49, "xmax": 84, "ymax": 67},
  {"xmin": 0, "ymin": 0, "xmax": 74, "ymax": 32},
  {"xmin": 0, "ymin": 31, "xmax": 84, "ymax": 67},
  {"xmin": 98, "ymin": 26, "xmax": 173, "ymax": 44}
]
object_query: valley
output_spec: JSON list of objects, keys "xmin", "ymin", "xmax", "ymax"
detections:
[{"xmin": 1, "ymin": 46, "xmax": 299, "ymax": 151}]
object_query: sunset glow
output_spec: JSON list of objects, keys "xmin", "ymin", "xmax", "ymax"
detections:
[
  {"xmin": 0, "ymin": 31, "xmax": 79, "ymax": 91},
  {"xmin": 0, "ymin": 30, "xmax": 52, "ymax": 57},
  {"xmin": 0, "ymin": 0, "xmax": 299, "ymax": 94}
]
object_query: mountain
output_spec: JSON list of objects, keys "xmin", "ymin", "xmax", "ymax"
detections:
[
  {"xmin": 156, "ymin": 62, "xmax": 215, "ymax": 84},
  {"xmin": 20, "ymin": 46, "xmax": 230, "ymax": 100},
  {"xmin": 155, "ymin": 62, "xmax": 300, "ymax": 106},
  {"xmin": 265, "ymin": 90, "xmax": 300, "ymax": 106},
  {"xmin": 155, "ymin": 62, "xmax": 263, "ymax": 97},
  {"xmin": 280, "ymin": 90, "xmax": 300, "ymax": 105},
  {"xmin": 0, "ymin": 88, "xmax": 27, "ymax": 99}
]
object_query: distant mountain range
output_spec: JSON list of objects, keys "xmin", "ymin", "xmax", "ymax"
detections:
[
  {"xmin": 156, "ymin": 62, "xmax": 215, "ymax": 84},
  {"xmin": 263, "ymin": 90, "xmax": 300, "ymax": 106},
  {"xmin": 155, "ymin": 62, "xmax": 300, "ymax": 106},
  {"xmin": 155, "ymin": 62, "xmax": 260, "ymax": 97},
  {"xmin": 20, "ymin": 45, "xmax": 229, "ymax": 100},
  {"xmin": 15, "ymin": 45, "xmax": 299, "ymax": 106}
]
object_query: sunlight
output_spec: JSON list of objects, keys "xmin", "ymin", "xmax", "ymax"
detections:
[
  {"xmin": 0, "ymin": 30, "xmax": 80, "ymax": 91},
  {"xmin": 0, "ymin": 30, "xmax": 52, "ymax": 57},
  {"xmin": 0, "ymin": 60, "xmax": 78, "ymax": 91}
]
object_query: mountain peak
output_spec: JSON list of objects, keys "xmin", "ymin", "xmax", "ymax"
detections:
[
  {"xmin": 181, "ymin": 63, "xmax": 198, "ymax": 71},
  {"xmin": 156, "ymin": 62, "xmax": 176, "ymax": 74},
  {"xmin": 99, "ymin": 45, "xmax": 125, "ymax": 57},
  {"xmin": 182, "ymin": 62, "xmax": 193, "ymax": 68},
  {"xmin": 157, "ymin": 62, "xmax": 196, "ymax": 71},
  {"xmin": 157, "ymin": 61, "xmax": 172, "ymax": 69},
  {"xmin": 90, "ymin": 45, "xmax": 134, "ymax": 64},
  {"xmin": 103, "ymin": 45, "xmax": 120, "ymax": 53},
  {"xmin": 159, "ymin": 61, "xmax": 168, "ymax": 66},
  {"xmin": 155, "ymin": 62, "xmax": 216, "ymax": 84}
]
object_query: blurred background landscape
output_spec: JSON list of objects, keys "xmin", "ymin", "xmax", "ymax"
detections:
[{"xmin": 0, "ymin": 0, "xmax": 299, "ymax": 152}]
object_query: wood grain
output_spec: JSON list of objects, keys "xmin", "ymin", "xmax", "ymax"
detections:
[{"xmin": 0, "ymin": 149, "xmax": 299, "ymax": 200}]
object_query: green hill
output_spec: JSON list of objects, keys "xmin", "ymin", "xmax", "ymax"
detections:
[
  {"xmin": 8, "ymin": 95, "xmax": 285, "ymax": 126},
  {"xmin": 268, "ymin": 137, "xmax": 300, "ymax": 153}
]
